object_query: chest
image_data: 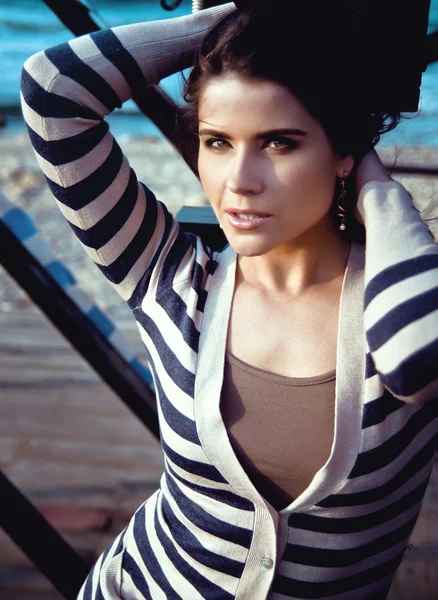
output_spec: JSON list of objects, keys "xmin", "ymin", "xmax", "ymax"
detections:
[
  {"xmin": 220, "ymin": 352, "xmax": 337, "ymax": 508},
  {"xmin": 227, "ymin": 282, "xmax": 342, "ymax": 377}
]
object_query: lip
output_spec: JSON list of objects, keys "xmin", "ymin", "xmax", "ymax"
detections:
[
  {"xmin": 226, "ymin": 209, "xmax": 272, "ymax": 217},
  {"xmin": 226, "ymin": 210, "xmax": 272, "ymax": 230}
]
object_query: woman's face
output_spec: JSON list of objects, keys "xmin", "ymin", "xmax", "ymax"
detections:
[{"xmin": 197, "ymin": 74, "xmax": 353, "ymax": 257}]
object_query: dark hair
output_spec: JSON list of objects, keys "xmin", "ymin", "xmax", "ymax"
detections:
[{"xmin": 178, "ymin": 5, "xmax": 405, "ymax": 242}]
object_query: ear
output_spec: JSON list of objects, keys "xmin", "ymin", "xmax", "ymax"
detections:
[{"xmin": 336, "ymin": 154, "xmax": 355, "ymax": 179}]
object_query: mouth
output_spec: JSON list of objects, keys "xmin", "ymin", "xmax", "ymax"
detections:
[
  {"xmin": 226, "ymin": 209, "xmax": 271, "ymax": 218},
  {"xmin": 225, "ymin": 209, "xmax": 272, "ymax": 231}
]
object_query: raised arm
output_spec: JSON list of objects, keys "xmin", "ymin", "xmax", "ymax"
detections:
[
  {"xmin": 20, "ymin": 3, "xmax": 235, "ymax": 304},
  {"xmin": 356, "ymin": 155, "xmax": 438, "ymax": 404}
]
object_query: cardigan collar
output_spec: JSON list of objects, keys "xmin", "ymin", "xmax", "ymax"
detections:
[{"xmin": 195, "ymin": 241, "xmax": 365, "ymax": 515}]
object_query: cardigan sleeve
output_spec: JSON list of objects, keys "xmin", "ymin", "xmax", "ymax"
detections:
[
  {"xmin": 357, "ymin": 181, "xmax": 438, "ymax": 404},
  {"xmin": 19, "ymin": 4, "xmax": 235, "ymax": 305}
]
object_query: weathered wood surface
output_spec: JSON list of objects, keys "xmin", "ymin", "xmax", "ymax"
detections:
[
  {"xmin": 0, "ymin": 308, "xmax": 437, "ymax": 599},
  {"xmin": 0, "ymin": 309, "xmax": 163, "ymax": 598}
]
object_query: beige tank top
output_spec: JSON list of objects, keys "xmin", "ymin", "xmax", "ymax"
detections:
[{"xmin": 220, "ymin": 352, "xmax": 336, "ymax": 511}]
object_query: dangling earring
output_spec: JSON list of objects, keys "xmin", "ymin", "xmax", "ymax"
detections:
[{"xmin": 337, "ymin": 171, "xmax": 347, "ymax": 231}]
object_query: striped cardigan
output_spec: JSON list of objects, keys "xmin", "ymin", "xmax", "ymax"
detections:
[{"xmin": 20, "ymin": 5, "xmax": 438, "ymax": 599}]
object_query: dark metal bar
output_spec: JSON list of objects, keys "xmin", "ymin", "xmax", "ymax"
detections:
[
  {"xmin": 42, "ymin": 0, "xmax": 100, "ymax": 36},
  {"xmin": 0, "ymin": 220, "xmax": 159, "ymax": 439},
  {"xmin": 426, "ymin": 29, "xmax": 438, "ymax": 65},
  {"xmin": 161, "ymin": 0, "xmax": 184, "ymax": 11},
  {"xmin": 388, "ymin": 164, "xmax": 438, "ymax": 177},
  {"xmin": 133, "ymin": 87, "xmax": 185, "ymax": 153},
  {"xmin": 0, "ymin": 470, "xmax": 89, "ymax": 599}
]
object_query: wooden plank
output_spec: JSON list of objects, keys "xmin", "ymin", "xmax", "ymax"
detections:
[
  {"xmin": 390, "ymin": 559, "xmax": 432, "ymax": 600},
  {"xmin": 387, "ymin": 464, "xmax": 438, "ymax": 600}
]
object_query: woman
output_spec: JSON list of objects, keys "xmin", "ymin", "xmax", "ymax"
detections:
[{"xmin": 20, "ymin": 2, "xmax": 438, "ymax": 599}]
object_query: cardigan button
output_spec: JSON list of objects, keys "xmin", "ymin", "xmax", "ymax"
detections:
[{"xmin": 261, "ymin": 557, "xmax": 274, "ymax": 570}]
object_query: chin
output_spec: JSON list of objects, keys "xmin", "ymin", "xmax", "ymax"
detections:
[{"xmin": 226, "ymin": 237, "xmax": 273, "ymax": 257}]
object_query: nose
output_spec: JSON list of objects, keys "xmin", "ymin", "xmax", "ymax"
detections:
[{"xmin": 226, "ymin": 150, "xmax": 263, "ymax": 196}]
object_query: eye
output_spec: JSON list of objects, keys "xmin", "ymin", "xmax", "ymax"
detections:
[
  {"xmin": 204, "ymin": 138, "xmax": 231, "ymax": 150},
  {"xmin": 265, "ymin": 137, "xmax": 298, "ymax": 151}
]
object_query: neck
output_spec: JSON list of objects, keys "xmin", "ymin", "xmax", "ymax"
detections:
[{"xmin": 237, "ymin": 218, "xmax": 351, "ymax": 297}]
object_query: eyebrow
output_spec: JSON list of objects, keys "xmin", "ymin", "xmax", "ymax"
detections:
[{"xmin": 198, "ymin": 128, "xmax": 308, "ymax": 139}]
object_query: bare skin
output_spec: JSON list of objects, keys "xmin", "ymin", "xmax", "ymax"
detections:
[
  {"xmin": 197, "ymin": 74, "xmax": 392, "ymax": 377},
  {"xmin": 231, "ymin": 151, "xmax": 393, "ymax": 377},
  {"xmin": 229, "ymin": 263, "xmax": 345, "ymax": 376}
]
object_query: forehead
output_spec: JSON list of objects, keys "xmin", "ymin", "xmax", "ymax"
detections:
[{"xmin": 198, "ymin": 75, "xmax": 316, "ymax": 133}]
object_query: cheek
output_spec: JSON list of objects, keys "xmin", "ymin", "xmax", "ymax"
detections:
[
  {"xmin": 276, "ymin": 155, "xmax": 337, "ymax": 216},
  {"xmin": 198, "ymin": 152, "xmax": 226, "ymax": 203},
  {"xmin": 198, "ymin": 164, "xmax": 219, "ymax": 214},
  {"xmin": 198, "ymin": 158, "xmax": 212, "ymax": 191},
  {"xmin": 275, "ymin": 156, "xmax": 329, "ymax": 195},
  {"xmin": 294, "ymin": 147, "xmax": 337, "ymax": 193},
  {"xmin": 198, "ymin": 153, "xmax": 210, "ymax": 192}
]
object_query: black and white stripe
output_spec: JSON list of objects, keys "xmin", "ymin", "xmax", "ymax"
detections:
[{"xmin": 21, "ymin": 7, "xmax": 438, "ymax": 599}]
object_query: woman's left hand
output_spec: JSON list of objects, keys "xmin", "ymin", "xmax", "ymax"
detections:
[{"xmin": 354, "ymin": 149, "xmax": 393, "ymax": 224}]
